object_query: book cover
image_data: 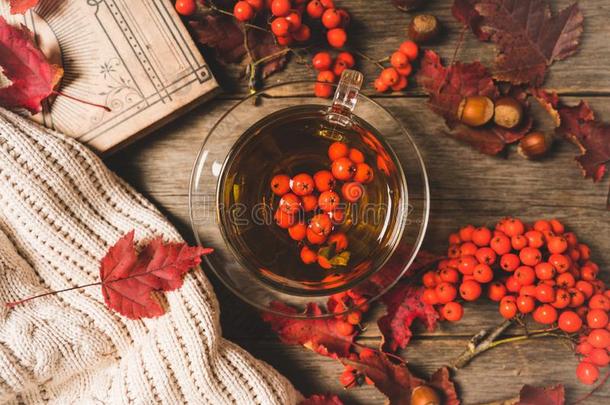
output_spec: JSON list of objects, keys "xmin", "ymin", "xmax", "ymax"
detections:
[{"xmin": 1, "ymin": 0, "xmax": 219, "ymax": 154}]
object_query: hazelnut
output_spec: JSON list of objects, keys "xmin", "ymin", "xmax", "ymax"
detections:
[
  {"xmin": 518, "ymin": 132, "xmax": 553, "ymax": 159},
  {"xmin": 494, "ymin": 97, "xmax": 523, "ymax": 129},
  {"xmin": 411, "ymin": 385, "xmax": 441, "ymax": 405},
  {"xmin": 408, "ymin": 14, "xmax": 440, "ymax": 43},
  {"xmin": 457, "ymin": 96, "xmax": 494, "ymax": 127}
]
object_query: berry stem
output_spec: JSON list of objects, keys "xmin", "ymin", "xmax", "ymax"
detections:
[
  {"xmin": 450, "ymin": 318, "xmax": 514, "ymax": 369},
  {"xmin": 350, "ymin": 50, "xmax": 387, "ymax": 70},
  {"xmin": 571, "ymin": 370, "xmax": 610, "ymax": 404},
  {"xmin": 206, "ymin": 2, "xmax": 270, "ymax": 33},
  {"xmin": 52, "ymin": 91, "xmax": 111, "ymax": 112},
  {"xmin": 252, "ymin": 48, "xmax": 292, "ymax": 67},
  {"xmin": 488, "ymin": 330, "xmax": 560, "ymax": 349},
  {"xmin": 6, "ymin": 281, "xmax": 101, "ymax": 307}
]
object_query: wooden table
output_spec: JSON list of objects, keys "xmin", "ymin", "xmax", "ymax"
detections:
[{"xmin": 107, "ymin": 1, "xmax": 610, "ymax": 403}]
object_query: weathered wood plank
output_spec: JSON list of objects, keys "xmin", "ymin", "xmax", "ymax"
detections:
[{"xmin": 202, "ymin": 0, "xmax": 610, "ymax": 97}]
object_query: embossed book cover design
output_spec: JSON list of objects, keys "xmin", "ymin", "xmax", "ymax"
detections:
[{"xmin": 1, "ymin": 0, "xmax": 218, "ymax": 153}]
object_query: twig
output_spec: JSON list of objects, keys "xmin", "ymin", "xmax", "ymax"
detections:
[
  {"xmin": 252, "ymin": 48, "xmax": 292, "ymax": 66},
  {"xmin": 350, "ymin": 50, "xmax": 387, "ymax": 70},
  {"xmin": 450, "ymin": 319, "xmax": 514, "ymax": 369},
  {"xmin": 571, "ymin": 370, "xmax": 610, "ymax": 404}
]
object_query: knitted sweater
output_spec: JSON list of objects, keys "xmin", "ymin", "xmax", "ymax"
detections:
[{"xmin": 0, "ymin": 108, "xmax": 300, "ymax": 404}]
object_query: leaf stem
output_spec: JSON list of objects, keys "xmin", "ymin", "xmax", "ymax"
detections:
[
  {"xmin": 252, "ymin": 48, "xmax": 292, "ymax": 66},
  {"xmin": 53, "ymin": 91, "xmax": 111, "ymax": 112},
  {"xmin": 571, "ymin": 370, "xmax": 610, "ymax": 404}
]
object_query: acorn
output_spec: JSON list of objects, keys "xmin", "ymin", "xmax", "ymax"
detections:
[
  {"xmin": 518, "ymin": 132, "xmax": 553, "ymax": 159},
  {"xmin": 411, "ymin": 385, "xmax": 441, "ymax": 405},
  {"xmin": 457, "ymin": 96, "xmax": 494, "ymax": 127},
  {"xmin": 494, "ymin": 97, "xmax": 523, "ymax": 129},
  {"xmin": 408, "ymin": 14, "xmax": 440, "ymax": 43}
]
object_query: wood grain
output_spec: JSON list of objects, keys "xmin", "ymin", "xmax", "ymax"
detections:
[{"xmin": 107, "ymin": 1, "xmax": 610, "ymax": 402}]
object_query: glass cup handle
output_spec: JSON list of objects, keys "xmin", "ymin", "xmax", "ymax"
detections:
[{"xmin": 325, "ymin": 69, "xmax": 364, "ymax": 127}]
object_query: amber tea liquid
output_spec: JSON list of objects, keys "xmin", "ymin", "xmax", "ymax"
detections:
[{"xmin": 217, "ymin": 105, "xmax": 407, "ymax": 295}]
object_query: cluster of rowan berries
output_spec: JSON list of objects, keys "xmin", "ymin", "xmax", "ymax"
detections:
[
  {"xmin": 421, "ymin": 217, "xmax": 610, "ymax": 385},
  {"xmin": 310, "ymin": 51, "xmax": 355, "ymax": 98},
  {"xmin": 374, "ymin": 40, "xmax": 419, "ymax": 93},
  {"xmin": 270, "ymin": 142, "xmax": 374, "ymax": 267}
]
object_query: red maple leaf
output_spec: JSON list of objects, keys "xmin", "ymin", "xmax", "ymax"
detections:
[
  {"xmin": 100, "ymin": 231, "xmax": 212, "ymax": 320},
  {"xmin": 377, "ymin": 285, "xmax": 439, "ymax": 352},
  {"xmin": 517, "ymin": 384, "xmax": 564, "ymax": 405},
  {"xmin": 0, "ymin": 17, "xmax": 63, "ymax": 113},
  {"xmin": 9, "ymin": 0, "xmax": 39, "ymax": 14},
  {"xmin": 417, "ymin": 50, "xmax": 531, "ymax": 155},
  {"xmin": 261, "ymin": 301, "xmax": 356, "ymax": 358},
  {"xmin": 298, "ymin": 394, "xmax": 344, "ymax": 405},
  {"xmin": 453, "ymin": 0, "xmax": 584, "ymax": 86},
  {"xmin": 428, "ymin": 367, "xmax": 460, "ymax": 405}
]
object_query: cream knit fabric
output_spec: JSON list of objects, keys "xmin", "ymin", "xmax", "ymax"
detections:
[{"xmin": 0, "ymin": 108, "xmax": 300, "ymax": 405}]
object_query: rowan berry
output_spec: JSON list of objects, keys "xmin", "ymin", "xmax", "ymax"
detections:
[
  {"xmin": 576, "ymin": 280, "xmax": 594, "ymax": 299},
  {"xmin": 488, "ymin": 282, "xmax": 507, "ymax": 301},
  {"xmin": 374, "ymin": 77, "xmax": 389, "ymax": 92},
  {"xmin": 234, "ymin": 1, "xmax": 255, "ymax": 21},
  {"xmin": 435, "ymin": 282, "xmax": 458, "ymax": 304},
  {"xmin": 291, "ymin": 173, "xmax": 315, "ymax": 196},
  {"xmin": 517, "ymin": 295, "xmax": 536, "ymax": 314},
  {"xmin": 460, "ymin": 280, "xmax": 482, "ymax": 301},
  {"xmin": 422, "ymin": 288, "xmax": 438, "ymax": 305},
  {"xmin": 533, "ymin": 219, "xmax": 551, "ymax": 232},
  {"xmin": 589, "ymin": 294, "xmax": 610, "ymax": 311},
  {"xmin": 568, "ymin": 288, "xmax": 585, "ymax": 308},
  {"xmin": 279, "ymin": 193, "xmax": 301, "ymax": 214},
  {"xmin": 457, "ymin": 255, "xmax": 478, "ymax": 275},
  {"xmin": 318, "ymin": 191, "xmax": 340, "ymax": 212},
  {"xmin": 274, "ymin": 209, "xmax": 295, "ymax": 229},
  {"xmin": 307, "ymin": 227, "xmax": 327, "ymax": 244},
  {"xmin": 499, "ymin": 296, "xmax": 518, "ymax": 319},
  {"xmin": 580, "ymin": 265, "xmax": 598, "ymax": 281},
  {"xmin": 535, "ymin": 283, "xmax": 555, "ymax": 303},
  {"xmin": 314, "ymin": 82, "xmax": 333, "ymax": 98},
  {"xmin": 460, "ymin": 242, "xmax": 477, "ymax": 256},
  {"xmin": 422, "ymin": 271, "xmax": 438, "ymax": 288},
  {"xmin": 473, "ymin": 263, "xmax": 494, "ymax": 283},
  {"xmin": 322, "ymin": 8, "xmax": 341, "ymax": 29},
  {"xmin": 503, "ymin": 218, "xmax": 525, "ymax": 237},
  {"xmin": 390, "ymin": 51, "xmax": 409, "ymax": 69},
  {"xmin": 442, "ymin": 302, "xmax": 464, "ymax": 322},
  {"xmin": 475, "ymin": 247, "xmax": 497, "ymax": 265},
  {"xmin": 380, "ymin": 68, "xmax": 400, "ymax": 86},
  {"xmin": 300, "ymin": 246, "xmax": 318, "ymax": 264},
  {"xmin": 332, "ymin": 157, "xmax": 355, "ymax": 181},
  {"xmin": 552, "ymin": 288, "xmax": 571, "ymax": 309},
  {"xmin": 271, "ymin": 0, "xmax": 291, "ymax": 16},
  {"xmin": 320, "ymin": 0, "xmax": 335, "ymax": 7},
  {"xmin": 313, "ymin": 170, "xmax": 336, "ymax": 193},
  {"xmin": 396, "ymin": 64, "xmax": 413, "ymax": 77},
  {"xmin": 578, "ymin": 244, "xmax": 591, "ymax": 261},
  {"xmin": 506, "ymin": 276, "xmax": 522, "ymax": 293},
  {"xmin": 510, "ymin": 235, "xmax": 527, "ymax": 250},
  {"xmin": 491, "ymin": 234, "xmax": 511, "ymax": 255},
  {"xmin": 309, "ymin": 213, "xmax": 333, "ymax": 236},
  {"xmin": 588, "ymin": 348, "xmax": 610, "ymax": 367},
  {"xmin": 293, "ymin": 24, "xmax": 311, "ymax": 42},
  {"xmin": 175, "ymin": 0, "xmax": 197, "ymax": 16},
  {"xmin": 328, "ymin": 142, "xmax": 349, "ymax": 161},
  {"xmin": 549, "ymin": 254, "xmax": 571, "ymax": 273},
  {"xmin": 353, "ymin": 163, "xmax": 374, "ymax": 183},
  {"xmin": 524, "ymin": 230, "xmax": 545, "ymax": 248},
  {"xmin": 459, "ymin": 225, "xmax": 475, "ymax": 241},
  {"xmin": 548, "ymin": 236, "xmax": 568, "ymax": 254},
  {"xmin": 587, "ymin": 309, "xmax": 609, "ymax": 329},
  {"xmin": 520, "ymin": 247, "xmax": 542, "ymax": 266},
  {"xmin": 271, "ymin": 17, "xmax": 291, "ymax": 36},
  {"xmin": 549, "ymin": 218, "xmax": 565, "ymax": 234},
  {"xmin": 533, "ymin": 304, "xmax": 557, "ymax": 324},
  {"xmin": 306, "ymin": 0, "xmax": 325, "ymax": 18},
  {"xmin": 440, "ymin": 267, "xmax": 460, "ymax": 284},
  {"xmin": 576, "ymin": 361, "xmax": 599, "ymax": 385},
  {"xmin": 556, "ymin": 272, "xmax": 576, "ymax": 289},
  {"xmin": 302, "ymin": 194, "xmax": 318, "ymax": 212},
  {"xmin": 288, "ymin": 222, "xmax": 307, "ymax": 241},
  {"xmin": 577, "ymin": 340, "xmax": 594, "ymax": 355},
  {"xmin": 398, "ymin": 40, "xmax": 418, "ymax": 61},
  {"xmin": 271, "ymin": 174, "xmax": 291, "ymax": 195},
  {"xmin": 558, "ymin": 310, "xmax": 582, "ymax": 333},
  {"xmin": 447, "ymin": 245, "xmax": 460, "ymax": 258},
  {"xmin": 341, "ymin": 182, "xmax": 364, "ymax": 203},
  {"xmin": 471, "ymin": 227, "xmax": 492, "ymax": 247},
  {"xmin": 520, "ymin": 284, "xmax": 537, "ymax": 297},
  {"xmin": 588, "ymin": 329, "xmax": 610, "ymax": 349},
  {"xmin": 285, "ymin": 12, "xmax": 302, "ymax": 31},
  {"xmin": 515, "ymin": 266, "xmax": 536, "ymax": 286},
  {"xmin": 327, "ymin": 28, "xmax": 347, "ymax": 48},
  {"xmin": 500, "ymin": 253, "xmax": 520, "ymax": 272}
]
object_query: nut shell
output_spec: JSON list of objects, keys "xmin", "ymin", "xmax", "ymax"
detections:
[
  {"xmin": 457, "ymin": 96, "xmax": 494, "ymax": 127},
  {"xmin": 518, "ymin": 132, "xmax": 553, "ymax": 159},
  {"xmin": 408, "ymin": 14, "xmax": 440, "ymax": 43},
  {"xmin": 411, "ymin": 385, "xmax": 441, "ymax": 405},
  {"xmin": 494, "ymin": 97, "xmax": 523, "ymax": 129}
]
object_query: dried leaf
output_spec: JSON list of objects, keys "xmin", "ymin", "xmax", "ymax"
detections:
[
  {"xmin": 429, "ymin": 367, "xmax": 461, "ymax": 405},
  {"xmin": 100, "ymin": 231, "xmax": 212, "ymax": 320},
  {"xmin": 261, "ymin": 301, "xmax": 356, "ymax": 358},
  {"xmin": 344, "ymin": 351, "xmax": 425, "ymax": 405},
  {"xmin": 417, "ymin": 50, "xmax": 531, "ymax": 155},
  {"xmin": 391, "ymin": 0, "xmax": 425, "ymax": 12},
  {"xmin": 188, "ymin": 14, "xmax": 287, "ymax": 78},
  {"xmin": 557, "ymin": 101, "xmax": 610, "ymax": 182},
  {"xmin": 299, "ymin": 394, "xmax": 344, "ymax": 405},
  {"xmin": 531, "ymin": 88, "xmax": 561, "ymax": 126},
  {"xmin": 455, "ymin": 0, "xmax": 584, "ymax": 85},
  {"xmin": 378, "ymin": 285, "xmax": 439, "ymax": 352},
  {"xmin": 9, "ymin": 0, "xmax": 39, "ymax": 14},
  {"xmin": 0, "ymin": 17, "xmax": 63, "ymax": 113},
  {"xmin": 517, "ymin": 384, "xmax": 564, "ymax": 405}
]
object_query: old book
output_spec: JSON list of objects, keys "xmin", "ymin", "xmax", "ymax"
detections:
[{"xmin": 1, "ymin": 0, "xmax": 218, "ymax": 154}]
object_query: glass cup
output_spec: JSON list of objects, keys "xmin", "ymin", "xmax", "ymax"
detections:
[{"xmin": 189, "ymin": 71, "xmax": 429, "ymax": 318}]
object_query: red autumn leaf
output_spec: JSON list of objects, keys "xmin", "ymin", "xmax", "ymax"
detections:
[
  {"xmin": 188, "ymin": 14, "xmax": 287, "ymax": 78},
  {"xmin": 378, "ymin": 285, "xmax": 439, "ymax": 352},
  {"xmin": 100, "ymin": 231, "xmax": 212, "ymax": 320},
  {"xmin": 298, "ymin": 394, "xmax": 344, "ymax": 405},
  {"xmin": 344, "ymin": 351, "xmax": 425, "ymax": 405},
  {"xmin": 261, "ymin": 301, "xmax": 356, "ymax": 358},
  {"xmin": 517, "ymin": 384, "xmax": 564, "ymax": 405},
  {"xmin": 9, "ymin": 0, "xmax": 39, "ymax": 14},
  {"xmin": 0, "ymin": 17, "xmax": 63, "ymax": 113},
  {"xmin": 417, "ymin": 50, "xmax": 531, "ymax": 155},
  {"xmin": 428, "ymin": 367, "xmax": 460, "ymax": 405},
  {"xmin": 455, "ymin": 0, "xmax": 584, "ymax": 86}
]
